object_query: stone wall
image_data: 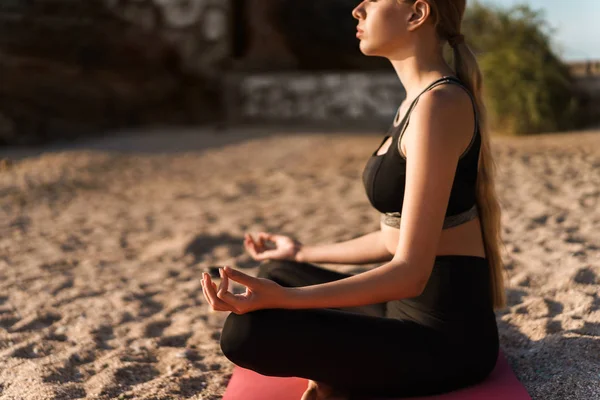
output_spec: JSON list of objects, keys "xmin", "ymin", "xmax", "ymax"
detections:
[
  {"xmin": 224, "ymin": 72, "xmax": 405, "ymax": 128},
  {"xmin": 0, "ymin": 0, "xmax": 231, "ymax": 146}
]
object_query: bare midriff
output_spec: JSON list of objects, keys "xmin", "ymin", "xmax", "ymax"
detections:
[{"xmin": 380, "ymin": 217, "xmax": 487, "ymax": 258}]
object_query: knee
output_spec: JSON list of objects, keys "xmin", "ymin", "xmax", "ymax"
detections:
[{"xmin": 220, "ymin": 310, "xmax": 269, "ymax": 367}]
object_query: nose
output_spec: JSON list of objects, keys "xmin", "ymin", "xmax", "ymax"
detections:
[{"xmin": 352, "ymin": 1, "xmax": 365, "ymax": 20}]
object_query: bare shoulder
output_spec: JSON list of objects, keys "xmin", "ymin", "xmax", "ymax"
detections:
[{"xmin": 404, "ymin": 82, "xmax": 475, "ymax": 159}]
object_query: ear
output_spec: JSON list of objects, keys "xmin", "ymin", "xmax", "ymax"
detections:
[{"xmin": 407, "ymin": 0, "xmax": 431, "ymax": 32}]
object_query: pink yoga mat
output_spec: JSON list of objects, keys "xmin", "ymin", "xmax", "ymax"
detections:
[{"xmin": 223, "ymin": 349, "xmax": 531, "ymax": 400}]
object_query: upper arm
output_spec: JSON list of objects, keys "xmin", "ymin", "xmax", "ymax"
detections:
[{"xmin": 391, "ymin": 86, "xmax": 475, "ymax": 293}]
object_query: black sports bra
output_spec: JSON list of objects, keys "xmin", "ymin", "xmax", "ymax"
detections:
[{"xmin": 362, "ymin": 76, "xmax": 480, "ymax": 230}]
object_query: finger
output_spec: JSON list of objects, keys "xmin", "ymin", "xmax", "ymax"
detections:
[
  {"xmin": 202, "ymin": 279, "xmax": 219, "ymax": 310},
  {"xmin": 258, "ymin": 232, "xmax": 274, "ymax": 242},
  {"xmin": 244, "ymin": 237, "xmax": 258, "ymax": 256},
  {"xmin": 204, "ymin": 274, "xmax": 236, "ymax": 312},
  {"xmin": 249, "ymin": 239, "xmax": 265, "ymax": 258},
  {"xmin": 250, "ymin": 237, "xmax": 262, "ymax": 252},
  {"xmin": 217, "ymin": 286, "xmax": 244, "ymax": 309},
  {"xmin": 248, "ymin": 232, "xmax": 258, "ymax": 246},
  {"xmin": 254, "ymin": 249, "xmax": 279, "ymax": 261},
  {"xmin": 205, "ymin": 276, "xmax": 232, "ymax": 312},
  {"xmin": 252, "ymin": 233, "xmax": 266, "ymax": 251},
  {"xmin": 257, "ymin": 232, "xmax": 271, "ymax": 245},
  {"xmin": 223, "ymin": 266, "xmax": 257, "ymax": 287},
  {"xmin": 216, "ymin": 271, "xmax": 245, "ymax": 308},
  {"xmin": 201, "ymin": 279, "xmax": 213, "ymax": 307},
  {"xmin": 245, "ymin": 241, "xmax": 259, "ymax": 259},
  {"xmin": 218, "ymin": 267, "xmax": 230, "ymax": 294}
]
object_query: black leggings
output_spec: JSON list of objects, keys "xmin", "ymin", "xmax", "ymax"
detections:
[{"xmin": 220, "ymin": 257, "xmax": 499, "ymax": 398}]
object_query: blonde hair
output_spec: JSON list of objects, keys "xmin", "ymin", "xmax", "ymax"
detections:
[{"xmin": 402, "ymin": 0, "xmax": 507, "ymax": 309}]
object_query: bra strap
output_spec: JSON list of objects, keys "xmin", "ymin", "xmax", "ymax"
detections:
[
  {"xmin": 396, "ymin": 76, "xmax": 479, "ymax": 159},
  {"xmin": 435, "ymin": 76, "xmax": 479, "ymax": 130}
]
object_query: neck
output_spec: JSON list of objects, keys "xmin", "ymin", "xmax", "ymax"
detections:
[{"xmin": 389, "ymin": 47, "xmax": 455, "ymax": 100}]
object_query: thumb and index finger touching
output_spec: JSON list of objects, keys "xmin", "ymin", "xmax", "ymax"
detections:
[
  {"xmin": 215, "ymin": 266, "xmax": 263, "ymax": 311},
  {"xmin": 222, "ymin": 266, "xmax": 256, "ymax": 288},
  {"xmin": 256, "ymin": 231, "xmax": 275, "ymax": 243},
  {"xmin": 245, "ymin": 232, "xmax": 279, "ymax": 261}
]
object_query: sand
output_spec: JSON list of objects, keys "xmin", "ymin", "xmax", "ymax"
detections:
[{"xmin": 0, "ymin": 127, "xmax": 598, "ymax": 400}]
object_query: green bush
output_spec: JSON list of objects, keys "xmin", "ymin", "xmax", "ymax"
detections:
[{"xmin": 462, "ymin": 2, "xmax": 584, "ymax": 134}]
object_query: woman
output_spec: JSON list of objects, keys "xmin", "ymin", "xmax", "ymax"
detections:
[{"xmin": 200, "ymin": 0, "xmax": 508, "ymax": 398}]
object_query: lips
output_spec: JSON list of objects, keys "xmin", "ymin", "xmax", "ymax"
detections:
[{"xmin": 356, "ymin": 27, "xmax": 364, "ymax": 38}]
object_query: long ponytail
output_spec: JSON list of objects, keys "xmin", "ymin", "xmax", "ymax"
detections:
[{"xmin": 453, "ymin": 41, "xmax": 507, "ymax": 310}]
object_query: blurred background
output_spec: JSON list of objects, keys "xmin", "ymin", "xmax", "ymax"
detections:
[{"xmin": 0, "ymin": 0, "xmax": 598, "ymax": 147}]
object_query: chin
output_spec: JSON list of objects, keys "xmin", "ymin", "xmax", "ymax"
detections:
[{"xmin": 359, "ymin": 42, "xmax": 383, "ymax": 57}]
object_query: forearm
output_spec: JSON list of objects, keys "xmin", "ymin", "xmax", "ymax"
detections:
[
  {"xmin": 295, "ymin": 230, "xmax": 393, "ymax": 265},
  {"xmin": 282, "ymin": 260, "xmax": 425, "ymax": 309}
]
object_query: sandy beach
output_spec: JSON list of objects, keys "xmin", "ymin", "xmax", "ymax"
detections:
[{"xmin": 0, "ymin": 127, "xmax": 599, "ymax": 400}]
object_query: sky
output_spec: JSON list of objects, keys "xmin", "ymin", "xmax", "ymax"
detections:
[{"xmin": 482, "ymin": 0, "xmax": 599, "ymax": 61}]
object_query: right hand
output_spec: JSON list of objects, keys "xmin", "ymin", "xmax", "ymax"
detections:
[{"xmin": 243, "ymin": 232, "xmax": 303, "ymax": 262}]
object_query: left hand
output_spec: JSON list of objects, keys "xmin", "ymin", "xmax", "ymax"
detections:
[{"xmin": 201, "ymin": 266, "xmax": 289, "ymax": 315}]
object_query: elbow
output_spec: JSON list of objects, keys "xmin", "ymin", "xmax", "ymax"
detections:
[
  {"xmin": 392, "ymin": 274, "xmax": 426, "ymax": 300},
  {"xmin": 388, "ymin": 260, "xmax": 428, "ymax": 299},
  {"xmin": 406, "ymin": 272, "xmax": 430, "ymax": 298},
  {"xmin": 411, "ymin": 278, "xmax": 427, "ymax": 297}
]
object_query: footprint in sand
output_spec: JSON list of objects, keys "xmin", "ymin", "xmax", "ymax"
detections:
[
  {"xmin": 569, "ymin": 321, "xmax": 600, "ymax": 337},
  {"xmin": 39, "ymin": 259, "xmax": 79, "ymax": 273},
  {"xmin": 514, "ymin": 297, "xmax": 563, "ymax": 319},
  {"xmin": 10, "ymin": 311, "xmax": 61, "ymax": 333},
  {"xmin": 50, "ymin": 384, "xmax": 86, "ymax": 400},
  {"xmin": 45, "ymin": 331, "xmax": 68, "ymax": 342},
  {"xmin": 505, "ymin": 288, "xmax": 528, "ymax": 307},
  {"xmin": 123, "ymin": 291, "xmax": 163, "ymax": 318},
  {"xmin": 0, "ymin": 309, "xmax": 19, "ymax": 331},
  {"xmin": 158, "ymin": 333, "xmax": 192, "ymax": 348},
  {"xmin": 60, "ymin": 234, "xmax": 87, "ymax": 252},
  {"xmin": 545, "ymin": 320, "xmax": 563, "ymax": 334},
  {"xmin": 572, "ymin": 267, "xmax": 598, "ymax": 285},
  {"xmin": 11, "ymin": 342, "xmax": 55, "ymax": 359},
  {"xmin": 92, "ymin": 364, "xmax": 160, "ymax": 399},
  {"xmin": 592, "ymin": 295, "xmax": 600, "ymax": 312},
  {"xmin": 114, "ymin": 364, "xmax": 160, "ymax": 387},
  {"xmin": 68, "ymin": 346, "xmax": 97, "ymax": 366},
  {"xmin": 172, "ymin": 376, "xmax": 208, "ymax": 398},
  {"xmin": 184, "ymin": 233, "xmax": 242, "ymax": 264},
  {"xmin": 119, "ymin": 345, "xmax": 157, "ymax": 364},
  {"xmin": 43, "ymin": 363, "xmax": 84, "ymax": 383},
  {"xmin": 50, "ymin": 277, "xmax": 74, "ymax": 296},
  {"xmin": 92, "ymin": 325, "xmax": 115, "ymax": 350},
  {"xmin": 144, "ymin": 319, "xmax": 172, "ymax": 338}
]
